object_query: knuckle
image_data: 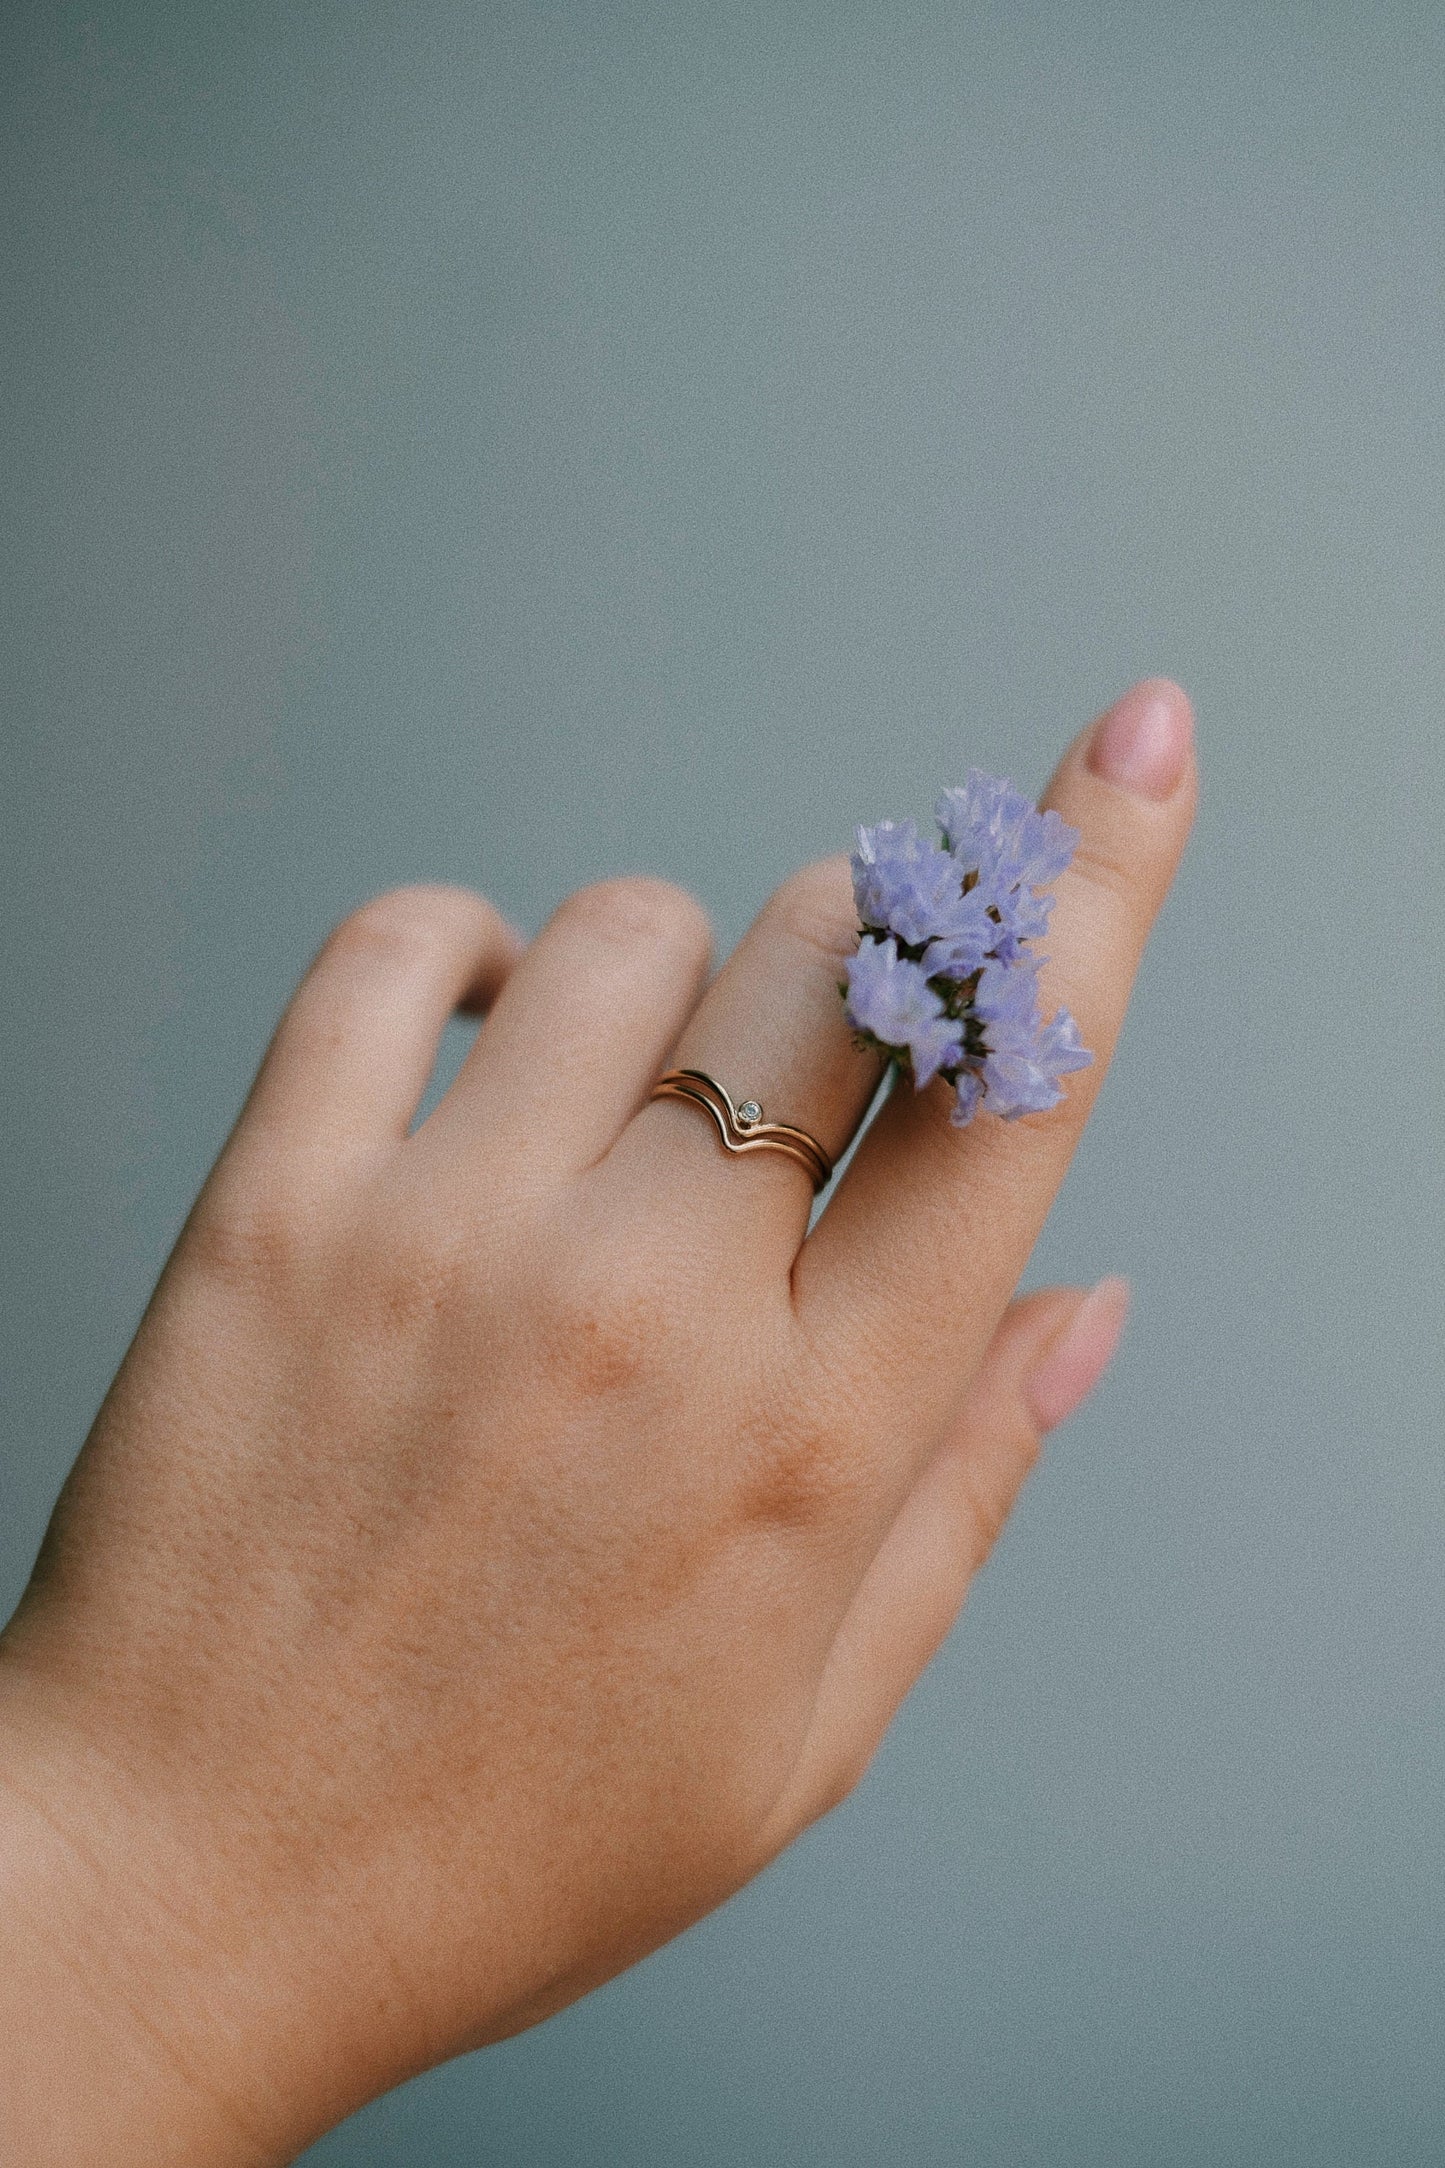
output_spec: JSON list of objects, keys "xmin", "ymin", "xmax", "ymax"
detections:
[
  {"xmin": 184, "ymin": 1177, "xmax": 312, "ymax": 1294},
  {"xmin": 366, "ymin": 1212, "xmax": 478, "ymax": 1334},
  {"xmin": 1065, "ymin": 838, "xmax": 1143, "ymax": 914},
  {"xmin": 764, "ymin": 856, "xmax": 857, "ymax": 968},
  {"xmin": 558, "ymin": 876, "xmax": 711, "ymax": 963},
  {"xmin": 731, "ymin": 1392, "xmax": 866, "ymax": 1535},
  {"xmin": 544, "ymin": 1249, "xmax": 674, "ymax": 1400}
]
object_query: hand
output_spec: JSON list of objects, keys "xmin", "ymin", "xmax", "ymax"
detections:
[{"xmin": 0, "ymin": 681, "xmax": 1195, "ymax": 2164}]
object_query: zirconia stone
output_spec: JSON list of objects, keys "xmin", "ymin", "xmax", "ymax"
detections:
[{"xmin": 736, "ymin": 1099, "xmax": 763, "ymax": 1127}]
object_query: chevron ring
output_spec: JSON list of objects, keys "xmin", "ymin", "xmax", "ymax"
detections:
[{"xmin": 648, "ymin": 1069, "xmax": 833, "ymax": 1194}]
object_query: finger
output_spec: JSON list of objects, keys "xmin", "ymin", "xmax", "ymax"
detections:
[
  {"xmin": 799, "ymin": 679, "xmax": 1194, "ymax": 1435},
  {"xmin": 604, "ymin": 855, "xmax": 884, "ymax": 1252},
  {"xmin": 234, "ymin": 885, "xmax": 525, "ymax": 1166},
  {"xmin": 422, "ymin": 876, "xmax": 713, "ymax": 1175},
  {"xmin": 765, "ymin": 1278, "xmax": 1129, "ymax": 1842}
]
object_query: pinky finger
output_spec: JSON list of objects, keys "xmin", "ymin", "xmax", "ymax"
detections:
[
  {"xmin": 234, "ymin": 885, "xmax": 525, "ymax": 1170},
  {"xmin": 763, "ymin": 1278, "xmax": 1129, "ymax": 1844}
]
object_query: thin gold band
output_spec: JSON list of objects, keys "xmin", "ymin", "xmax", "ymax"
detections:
[{"xmin": 649, "ymin": 1069, "xmax": 833, "ymax": 1194}]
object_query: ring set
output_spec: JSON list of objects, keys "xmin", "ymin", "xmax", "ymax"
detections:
[{"xmin": 649, "ymin": 1070, "xmax": 833, "ymax": 1194}]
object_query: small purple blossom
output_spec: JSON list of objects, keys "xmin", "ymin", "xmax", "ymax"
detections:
[
  {"xmin": 988, "ymin": 880, "xmax": 1055, "ymax": 966},
  {"xmin": 935, "ymin": 771, "xmax": 1079, "ymax": 896},
  {"xmin": 951, "ymin": 1068, "xmax": 984, "ymax": 1124},
  {"xmin": 949, "ymin": 957, "xmax": 1092, "ymax": 1123},
  {"xmin": 842, "ymin": 767, "xmax": 1091, "ymax": 1123},
  {"xmin": 842, "ymin": 937, "xmax": 963, "ymax": 1088},
  {"xmin": 850, "ymin": 819, "xmax": 993, "ymax": 969}
]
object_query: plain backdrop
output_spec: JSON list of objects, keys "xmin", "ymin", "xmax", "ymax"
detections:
[{"xmin": 4, "ymin": 4, "xmax": 1444, "ymax": 2162}]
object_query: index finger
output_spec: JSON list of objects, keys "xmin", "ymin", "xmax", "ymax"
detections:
[{"xmin": 795, "ymin": 679, "xmax": 1197, "ymax": 1434}]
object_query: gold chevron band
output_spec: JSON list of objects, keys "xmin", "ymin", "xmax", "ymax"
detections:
[{"xmin": 648, "ymin": 1069, "xmax": 833, "ymax": 1194}]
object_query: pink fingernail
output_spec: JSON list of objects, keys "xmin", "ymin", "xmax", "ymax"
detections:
[
  {"xmin": 1023, "ymin": 1276, "xmax": 1130, "ymax": 1433},
  {"xmin": 1087, "ymin": 680, "xmax": 1193, "ymax": 801}
]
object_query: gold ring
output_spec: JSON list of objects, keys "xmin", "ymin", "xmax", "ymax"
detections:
[{"xmin": 649, "ymin": 1069, "xmax": 833, "ymax": 1194}]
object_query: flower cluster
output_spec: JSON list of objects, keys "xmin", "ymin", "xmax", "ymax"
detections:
[{"xmin": 841, "ymin": 772, "xmax": 1092, "ymax": 1124}]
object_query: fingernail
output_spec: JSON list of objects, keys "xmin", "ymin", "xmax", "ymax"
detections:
[
  {"xmin": 1023, "ymin": 1276, "xmax": 1130, "ymax": 1433},
  {"xmin": 1087, "ymin": 680, "xmax": 1192, "ymax": 801}
]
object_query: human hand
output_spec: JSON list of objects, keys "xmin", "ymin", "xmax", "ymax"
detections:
[{"xmin": 0, "ymin": 681, "xmax": 1195, "ymax": 2164}]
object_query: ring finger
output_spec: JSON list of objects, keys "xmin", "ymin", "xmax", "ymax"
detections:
[{"xmin": 604, "ymin": 854, "xmax": 885, "ymax": 1254}]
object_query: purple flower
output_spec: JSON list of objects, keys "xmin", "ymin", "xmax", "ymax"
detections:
[
  {"xmin": 986, "ymin": 881, "xmax": 1054, "ymax": 967},
  {"xmin": 850, "ymin": 820, "xmax": 992, "ymax": 969},
  {"xmin": 916, "ymin": 901, "xmax": 997, "ymax": 980},
  {"xmin": 935, "ymin": 772, "xmax": 1079, "ymax": 897},
  {"xmin": 949, "ymin": 958, "xmax": 1093, "ymax": 1125},
  {"xmin": 842, "ymin": 937, "xmax": 964, "ymax": 1088},
  {"xmin": 841, "ymin": 768, "xmax": 1091, "ymax": 1123},
  {"xmin": 951, "ymin": 1068, "xmax": 984, "ymax": 1124}
]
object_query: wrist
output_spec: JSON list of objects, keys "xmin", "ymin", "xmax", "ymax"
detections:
[{"xmin": 0, "ymin": 1668, "xmax": 292, "ymax": 2167}]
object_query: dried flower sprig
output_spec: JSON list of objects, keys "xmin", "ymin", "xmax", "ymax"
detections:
[{"xmin": 842, "ymin": 772, "xmax": 1092, "ymax": 1124}]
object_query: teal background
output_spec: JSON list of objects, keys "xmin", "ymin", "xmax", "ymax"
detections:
[{"xmin": 4, "ymin": 4, "xmax": 1444, "ymax": 2160}]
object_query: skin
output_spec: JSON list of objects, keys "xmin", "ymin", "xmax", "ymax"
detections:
[{"xmin": 0, "ymin": 680, "xmax": 1195, "ymax": 2164}]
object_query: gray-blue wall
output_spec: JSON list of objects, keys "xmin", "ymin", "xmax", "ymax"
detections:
[{"xmin": 5, "ymin": 5, "xmax": 1443, "ymax": 2160}]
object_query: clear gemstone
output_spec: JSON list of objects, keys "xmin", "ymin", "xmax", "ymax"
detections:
[{"xmin": 736, "ymin": 1099, "xmax": 763, "ymax": 1128}]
